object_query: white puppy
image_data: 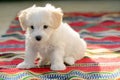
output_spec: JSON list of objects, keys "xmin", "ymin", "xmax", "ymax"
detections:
[{"xmin": 17, "ymin": 4, "xmax": 86, "ymax": 70}]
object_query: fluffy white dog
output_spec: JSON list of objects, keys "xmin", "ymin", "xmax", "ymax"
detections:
[{"xmin": 17, "ymin": 4, "xmax": 86, "ymax": 70}]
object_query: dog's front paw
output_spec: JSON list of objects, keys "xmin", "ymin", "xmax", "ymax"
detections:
[
  {"xmin": 50, "ymin": 63, "xmax": 66, "ymax": 71},
  {"xmin": 16, "ymin": 62, "xmax": 36, "ymax": 69}
]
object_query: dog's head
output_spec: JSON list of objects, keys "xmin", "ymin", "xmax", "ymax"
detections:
[{"xmin": 18, "ymin": 4, "xmax": 63, "ymax": 43}]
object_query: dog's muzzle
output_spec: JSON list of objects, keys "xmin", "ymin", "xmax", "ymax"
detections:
[{"xmin": 35, "ymin": 36, "xmax": 42, "ymax": 41}]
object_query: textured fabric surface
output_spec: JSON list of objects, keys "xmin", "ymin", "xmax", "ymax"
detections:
[{"xmin": 0, "ymin": 12, "xmax": 120, "ymax": 80}]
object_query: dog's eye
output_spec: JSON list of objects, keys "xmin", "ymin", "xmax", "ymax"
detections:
[
  {"xmin": 43, "ymin": 25, "xmax": 48, "ymax": 29},
  {"xmin": 31, "ymin": 26, "xmax": 34, "ymax": 29}
]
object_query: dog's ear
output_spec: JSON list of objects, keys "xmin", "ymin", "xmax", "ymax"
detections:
[
  {"xmin": 45, "ymin": 4, "xmax": 63, "ymax": 29},
  {"xmin": 51, "ymin": 10, "xmax": 63, "ymax": 29},
  {"xmin": 18, "ymin": 5, "xmax": 36, "ymax": 30},
  {"xmin": 18, "ymin": 10, "xmax": 27, "ymax": 30}
]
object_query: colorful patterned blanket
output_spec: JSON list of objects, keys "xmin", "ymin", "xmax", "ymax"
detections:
[{"xmin": 0, "ymin": 12, "xmax": 120, "ymax": 80}]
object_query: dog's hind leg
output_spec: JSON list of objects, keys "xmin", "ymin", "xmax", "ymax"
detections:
[{"xmin": 64, "ymin": 57, "xmax": 75, "ymax": 66}]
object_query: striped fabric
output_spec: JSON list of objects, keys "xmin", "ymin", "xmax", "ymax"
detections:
[{"xmin": 0, "ymin": 12, "xmax": 120, "ymax": 80}]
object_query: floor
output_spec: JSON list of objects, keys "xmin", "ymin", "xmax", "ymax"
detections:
[{"xmin": 0, "ymin": 1, "xmax": 120, "ymax": 35}]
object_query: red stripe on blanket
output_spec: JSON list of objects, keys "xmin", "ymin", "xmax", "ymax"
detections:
[
  {"xmin": 0, "ymin": 65, "xmax": 119, "ymax": 74},
  {"xmin": 85, "ymin": 36, "xmax": 120, "ymax": 42},
  {"xmin": 0, "ymin": 40, "xmax": 24, "ymax": 44},
  {"xmin": 0, "ymin": 59, "xmax": 23, "ymax": 66},
  {"xmin": 1, "ymin": 57, "xmax": 120, "ymax": 66},
  {"xmin": 88, "ymin": 44, "xmax": 120, "ymax": 49}
]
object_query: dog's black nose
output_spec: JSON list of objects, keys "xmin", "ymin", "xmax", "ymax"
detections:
[{"xmin": 35, "ymin": 36, "xmax": 42, "ymax": 41}]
